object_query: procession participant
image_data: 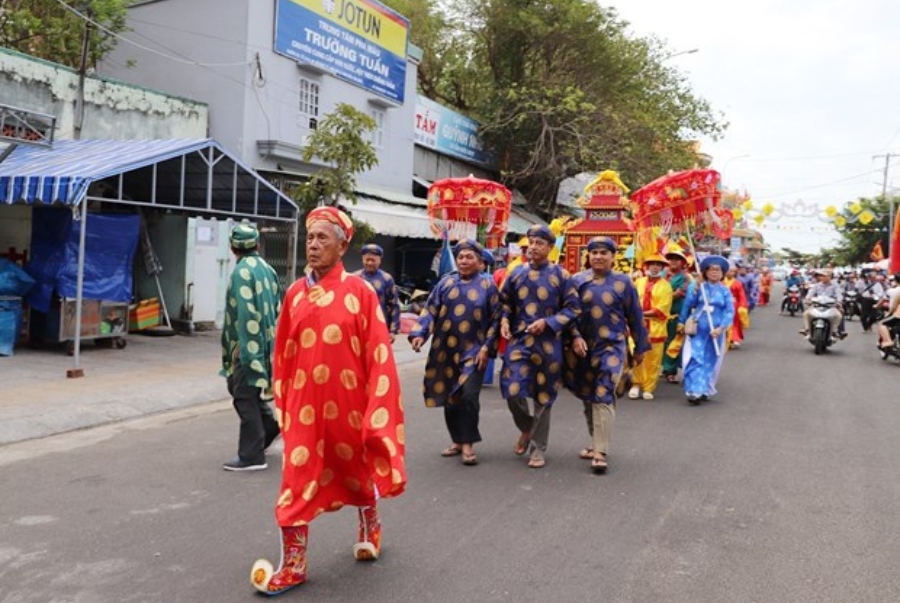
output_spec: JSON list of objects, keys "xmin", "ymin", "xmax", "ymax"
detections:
[
  {"xmin": 354, "ymin": 243, "xmax": 401, "ymax": 342},
  {"xmin": 220, "ymin": 223, "xmax": 282, "ymax": 472},
  {"xmin": 677, "ymin": 255, "xmax": 734, "ymax": 405},
  {"xmin": 564, "ymin": 237, "xmax": 649, "ymax": 473},
  {"xmin": 759, "ymin": 267, "xmax": 773, "ymax": 306},
  {"xmin": 737, "ymin": 264, "xmax": 757, "ymax": 312},
  {"xmin": 250, "ymin": 207, "xmax": 406, "ymax": 596},
  {"xmin": 499, "ymin": 224, "xmax": 580, "ymax": 469},
  {"xmin": 410, "ymin": 239, "xmax": 500, "ymax": 466},
  {"xmin": 628, "ymin": 254, "xmax": 673, "ymax": 400},
  {"xmin": 662, "ymin": 246, "xmax": 692, "ymax": 384},
  {"xmin": 724, "ymin": 264, "xmax": 750, "ymax": 348}
]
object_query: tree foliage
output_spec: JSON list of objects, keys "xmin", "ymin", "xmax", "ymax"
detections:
[
  {"xmin": 290, "ymin": 103, "xmax": 380, "ymax": 247},
  {"xmin": 383, "ymin": 0, "xmax": 727, "ymax": 216},
  {"xmin": 825, "ymin": 195, "xmax": 895, "ymax": 266},
  {"xmin": 0, "ymin": 0, "xmax": 129, "ymax": 68}
]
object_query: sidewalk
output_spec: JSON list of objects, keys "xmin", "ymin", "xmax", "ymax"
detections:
[{"xmin": 0, "ymin": 330, "xmax": 423, "ymax": 446}]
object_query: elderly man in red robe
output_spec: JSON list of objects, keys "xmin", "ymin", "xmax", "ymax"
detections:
[{"xmin": 250, "ymin": 207, "xmax": 407, "ymax": 596}]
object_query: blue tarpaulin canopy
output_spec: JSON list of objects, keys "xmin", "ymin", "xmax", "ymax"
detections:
[{"xmin": 0, "ymin": 138, "xmax": 298, "ymax": 221}]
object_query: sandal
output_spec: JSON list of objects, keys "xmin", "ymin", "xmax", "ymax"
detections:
[
  {"xmin": 591, "ymin": 452, "xmax": 608, "ymax": 474},
  {"xmin": 441, "ymin": 445, "xmax": 462, "ymax": 457},
  {"xmin": 514, "ymin": 432, "xmax": 531, "ymax": 456},
  {"xmin": 579, "ymin": 447, "xmax": 594, "ymax": 460},
  {"xmin": 461, "ymin": 452, "xmax": 478, "ymax": 466},
  {"xmin": 665, "ymin": 374, "xmax": 680, "ymax": 384}
]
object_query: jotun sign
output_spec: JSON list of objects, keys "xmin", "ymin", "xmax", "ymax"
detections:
[{"xmin": 274, "ymin": 0, "xmax": 410, "ymax": 103}]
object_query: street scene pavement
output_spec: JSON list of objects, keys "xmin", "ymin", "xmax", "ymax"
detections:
[{"xmin": 1, "ymin": 290, "xmax": 899, "ymax": 602}]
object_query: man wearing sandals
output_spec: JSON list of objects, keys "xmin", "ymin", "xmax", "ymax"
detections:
[
  {"xmin": 410, "ymin": 239, "xmax": 501, "ymax": 466},
  {"xmin": 499, "ymin": 225, "xmax": 580, "ymax": 468},
  {"xmin": 564, "ymin": 237, "xmax": 649, "ymax": 473},
  {"xmin": 661, "ymin": 245, "xmax": 692, "ymax": 384}
]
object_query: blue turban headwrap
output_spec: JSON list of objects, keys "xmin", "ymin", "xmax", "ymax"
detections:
[
  {"xmin": 453, "ymin": 238, "xmax": 484, "ymax": 257},
  {"xmin": 360, "ymin": 243, "xmax": 383, "ymax": 257},
  {"xmin": 481, "ymin": 249, "xmax": 495, "ymax": 266},
  {"xmin": 586, "ymin": 236, "xmax": 617, "ymax": 253},
  {"xmin": 526, "ymin": 224, "xmax": 555, "ymax": 244}
]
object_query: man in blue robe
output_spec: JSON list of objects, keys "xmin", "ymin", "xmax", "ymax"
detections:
[
  {"xmin": 355, "ymin": 243, "xmax": 401, "ymax": 341},
  {"xmin": 410, "ymin": 239, "xmax": 500, "ymax": 466},
  {"xmin": 499, "ymin": 225, "xmax": 580, "ymax": 469}
]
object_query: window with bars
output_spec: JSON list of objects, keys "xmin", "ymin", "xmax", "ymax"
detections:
[
  {"xmin": 299, "ymin": 78, "xmax": 320, "ymax": 129},
  {"xmin": 369, "ymin": 108, "xmax": 385, "ymax": 148}
]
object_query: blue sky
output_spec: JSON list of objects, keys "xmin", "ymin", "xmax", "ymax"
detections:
[{"xmin": 605, "ymin": 0, "xmax": 900, "ymax": 252}]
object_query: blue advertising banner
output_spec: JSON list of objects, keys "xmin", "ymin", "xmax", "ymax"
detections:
[
  {"xmin": 414, "ymin": 95, "xmax": 493, "ymax": 168},
  {"xmin": 274, "ymin": 0, "xmax": 409, "ymax": 103}
]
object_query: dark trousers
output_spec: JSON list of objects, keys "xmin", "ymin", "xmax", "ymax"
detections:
[
  {"xmin": 444, "ymin": 369, "xmax": 485, "ymax": 444},
  {"xmin": 227, "ymin": 363, "xmax": 279, "ymax": 464},
  {"xmin": 860, "ymin": 298, "xmax": 877, "ymax": 331}
]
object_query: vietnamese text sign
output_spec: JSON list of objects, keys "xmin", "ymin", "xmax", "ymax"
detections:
[
  {"xmin": 274, "ymin": 0, "xmax": 409, "ymax": 103},
  {"xmin": 414, "ymin": 95, "xmax": 493, "ymax": 167}
]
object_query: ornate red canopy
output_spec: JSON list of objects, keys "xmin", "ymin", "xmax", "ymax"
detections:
[
  {"xmin": 427, "ymin": 176, "xmax": 512, "ymax": 247},
  {"xmin": 630, "ymin": 168, "xmax": 726, "ymax": 235}
]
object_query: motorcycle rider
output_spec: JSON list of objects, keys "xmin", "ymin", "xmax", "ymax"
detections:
[
  {"xmin": 876, "ymin": 274, "xmax": 900, "ymax": 350},
  {"xmin": 858, "ymin": 269, "xmax": 886, "ymax": 332},
  {"xmin": 799, "ymin": 269, "xmax": 846, "ymax": 339},
  {"xmin": 781, "ymin": 269, "xmax": 804, "ymax": 313}
]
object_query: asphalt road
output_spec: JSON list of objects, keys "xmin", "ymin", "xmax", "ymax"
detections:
[{"xmin": 2, "ymin": 296, "xmax": 899, "ymax": 603}]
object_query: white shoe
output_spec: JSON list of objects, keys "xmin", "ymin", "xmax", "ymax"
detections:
[
  {"xmin": 642, "ymin": 391, "xmax": 655, "ymax": 400},
  {"xmin": 628, "ymin": 386, "xmax": 640, "ymax": 399}
]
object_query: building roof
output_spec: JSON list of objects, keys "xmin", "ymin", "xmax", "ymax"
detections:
[{"xmin": 0, "ymin": 138, "xmax": 297, "ymax": 222}]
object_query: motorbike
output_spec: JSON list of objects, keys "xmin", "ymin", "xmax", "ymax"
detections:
[
  {"xmin": 397, "ymin": 286, "xmax": 429, "ymax": 315},
  {"xmin": 784, "ymin": 285, "xmax": 803, "ymax": 316},
  {"xmin": 878, "ymin": 318, "xmax": 900, "ymax": 362},
  {"xmin": 843, "ymin": 289, "xmax": 860, "ymax": 321},
  {"xmin": 806, "ymin": 295, "xmax": 841, "ymax": 355}
]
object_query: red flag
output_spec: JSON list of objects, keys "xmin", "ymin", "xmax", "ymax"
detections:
[
  {"xmin": 891, "ymin": 211, "xmax": 900, "ymax": 273},
  {"xmin": 870, "ymin": 240, "xmax": 885, "ymax": 261}
]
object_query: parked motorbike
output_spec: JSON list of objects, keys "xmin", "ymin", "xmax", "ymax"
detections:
[
  {"xmin": 784, "ymin": 285, "xmax": 803, "ymax": 316},
  {"xmin": 806, "ymin": 295, "xmax": 840, "ymax": 355},
  {"xmin": 397, "ymin": 286, "xmax": 429, "ymax": 315},
  {"xmin": 843, "ymin": 289, "xmax": 860, "ymax": 321},
  {"xmin": 878, "ymin": 318, "xmax": 900, "ymax": 362}
]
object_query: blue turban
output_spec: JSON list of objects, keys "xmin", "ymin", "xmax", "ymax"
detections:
[
  {"xmin": 453, "ymin": 238, "xmax": 484, "ymax": 257},
  {"xmin": 700, "ymin": 255, "xmax": 729, "ymax": 274},
  {"xmin": 526, "ymin": 224, "xmax": 555, "ymax": 244},
  {"xmin": 481, "ymin": 249, "xmax": 495, "ymax": 266},
  {"xmin": 360, "ymin": 243, "xmax": 383, "ymax": 257},
  {"xmin": 587, "ymin": 236, "xmax": 617, "ymax": 253}
]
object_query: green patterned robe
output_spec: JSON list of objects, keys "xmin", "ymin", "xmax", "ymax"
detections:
[{"xmin": 220, "ymin": 252, "xmax": 283, "ymax": 393}]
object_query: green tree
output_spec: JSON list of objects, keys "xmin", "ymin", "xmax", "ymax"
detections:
[
  {"xmin": 291, "ymin": 103, "xmax": 380, "ymax": 246},
  {"xmin": 828, "ymin": 195, "xmax": 894, "ymax": 265},
  {"xmin": 0, "ymin": 0, "xmax": 129, "ymax": 68},
  {"xmin": 382, "ymin": 0, "xmax": 727, "ymax": 216}
]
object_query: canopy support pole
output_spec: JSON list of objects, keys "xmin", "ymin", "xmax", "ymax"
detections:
[{"xmin": 67, "ymin": 200, "xmax": 88, "ymax": 378}]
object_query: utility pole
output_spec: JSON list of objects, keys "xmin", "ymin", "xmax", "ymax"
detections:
[{"xmin": 875, "ymin": 153, "xmax": 894, "ymax": 261}]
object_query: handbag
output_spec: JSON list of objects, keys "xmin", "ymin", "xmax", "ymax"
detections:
[{"xmin": 684, "ymin": 317, "xmax": 698, "ymax": 335}]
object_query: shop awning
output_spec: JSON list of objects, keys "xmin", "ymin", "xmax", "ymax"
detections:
[
  {"xmin": 0, "ymin": 138, "xmax": 298, "ymax": 222},
  {"xmin": 348, "ymin": 195, "xmax": 435, "ymax": 239}
]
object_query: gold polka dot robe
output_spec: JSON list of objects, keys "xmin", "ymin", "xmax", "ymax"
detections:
[
  {"xmin": 499, "ymin": 262, "xmax": 580, "ymax": 405},
  {"xmin": 355, "ymin": 268, "xmax": 401, "ymax": 335},
  {"xmin": 219, "ymin": 252, "xmax": 283, "ymax": 392},
  {"xmin": 563, "ymin": 270, "xmax": 650, "ymax": 405},
  {"xmin": 409, "ymin": 272, "xmax": 500, "ymax": 407},
  {"xmin": 272, "ymin": 263, "xmax": 406, "ymax": 526}
]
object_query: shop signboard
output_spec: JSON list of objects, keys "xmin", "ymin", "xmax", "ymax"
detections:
[
  {"xmin": 414, "ymin": 96, "xmax": 493, "ymax": 167},
  {"xmin": 274, "ymin": 0, "xmax": 409, "ymax": 103}
]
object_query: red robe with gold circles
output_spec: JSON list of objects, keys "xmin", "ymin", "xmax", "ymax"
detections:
[{"xmin": 272, "ymin": 262, "xmax": 406, "ymax": 526}]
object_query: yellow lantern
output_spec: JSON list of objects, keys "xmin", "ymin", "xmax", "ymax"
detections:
[
  {"xmin": 859, "ymin": 210, "xmax": 875, "ymax": 225},
  {"xmin": 824, "ymin": 205, "xmax": 838, "ymax": 218},
  {"xmin": 732, "ymin": 208, "xmax": 744, "ymax": 221},
  {"xmin": 762, "ymin": 202, "xmax": 775, "ymax": 216},
  {"xmin": 742, "ymin": 199, "xmax": 754, "ymax": 210},
  {"xmin": 833, "ymin": 215, "xmax": 847, "ymax": 227},
  {"xmin": 753, "ymin": 214, "xmax": 764, "ymax": 226},
  {"xmin": 849, "ymin": 202, "xmax": 862, "ymax": 215}
]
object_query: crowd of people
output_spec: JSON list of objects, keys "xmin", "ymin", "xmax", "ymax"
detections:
[{"xmin": 219, "ymin": 213, "xmax": 897, "ymax": 596}]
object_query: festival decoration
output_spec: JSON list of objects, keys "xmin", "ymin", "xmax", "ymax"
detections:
[
  {"xmin": 630, "ymin": 168, "xmax": 723, "ymax": 234},
  {"xmin": 426, "ymin": 176, "xmax": 512, "ymax": 248}
]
